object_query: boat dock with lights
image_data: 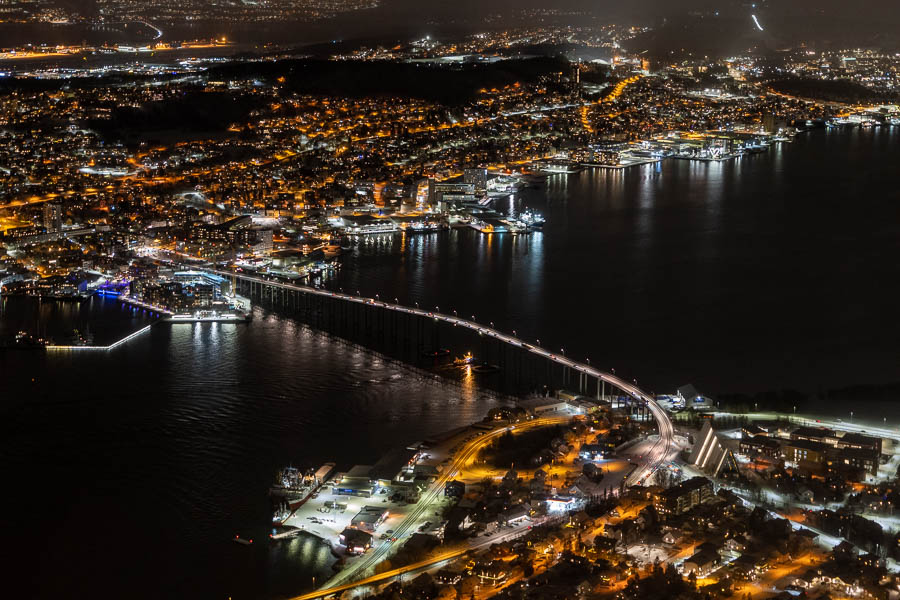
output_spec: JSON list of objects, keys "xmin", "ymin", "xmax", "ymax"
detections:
[{"xmin": 165, "ymin": 309, "xmax": 251, "ymax": 323}]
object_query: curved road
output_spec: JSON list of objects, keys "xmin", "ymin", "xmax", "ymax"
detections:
[
  {"xmin": 320, "ymin": 416, "xmax": 567, "ymax": 594},
  {"xmin": 204, "ymin": 268, "xmax": 675, "ymax": 593}
]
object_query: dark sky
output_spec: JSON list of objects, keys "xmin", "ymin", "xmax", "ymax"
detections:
[
  {"xmin": 361, "ymin": 0, "xmax": 898, "ymax": 23},
  {"xmin": 52, "ymin": 0, "xmax": 900, "ymax": 22},
  {"xmin": 28, "ymin": 0, "xmax": 900, "ymax": 50},
  {"xmin": 303, "ymin": 0, "xmax": 900, "ymax": 52}
]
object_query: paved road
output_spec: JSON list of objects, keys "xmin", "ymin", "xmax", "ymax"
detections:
[
  {"xmin": 206, "ymin": 269, "xmax": 676, "ymax": 593},
  {"xmin": 323, "ymin": 416, "xmax": 567, "ymax": 590},
  {"xmin": 287, "ymin": 520, "xmax": 543, "ymax": 600}
]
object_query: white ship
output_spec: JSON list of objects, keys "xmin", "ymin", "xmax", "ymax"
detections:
[{"xmin": 166, "ymin": 309, "xmax": 251, "ymax": 323}]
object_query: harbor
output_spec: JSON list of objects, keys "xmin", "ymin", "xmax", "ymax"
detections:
[{"xmin": 0, "ymin": 269, "xmax": 253, "ymax": 349}]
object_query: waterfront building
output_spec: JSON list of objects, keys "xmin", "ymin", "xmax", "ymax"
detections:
[
  {"xmin": 370, "ymin": 447, "xmax": 421, "ymax": 486},
  {"xmin": 517, "ymin": 397, "xmax": 571, "ymax": 415},
  {"xmin": 350, "ymin": 506, "xmax": 389, "ymax": 532},
  {"xmin": 433, "ymin": 181, "xmax": 476, "ymax": 211},
  {"xmin": 339, "ymin": 528, "xmax": 373, "ymax": 554},
  {"xmin": 332, "ymin": 465, "xmax": 376, "ymax": 497}
]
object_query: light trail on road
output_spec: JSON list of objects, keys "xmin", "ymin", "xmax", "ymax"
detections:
[
  {"xmin": 203, "ymin": 268, "xmax": 675, "ymax": 597},
  {"xmin": 323, "ymin": 416, "xmax": 566, "ymax": 590}
]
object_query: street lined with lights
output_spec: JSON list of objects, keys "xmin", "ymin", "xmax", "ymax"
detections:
[{"xmin": 206, "ymin": 268, "xmax": 676, "ymax": 595}]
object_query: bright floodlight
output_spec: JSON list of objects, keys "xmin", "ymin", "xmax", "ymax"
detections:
[{"xmin": 751, "ymin": 14, "xmax": 764, "ymax": 31}]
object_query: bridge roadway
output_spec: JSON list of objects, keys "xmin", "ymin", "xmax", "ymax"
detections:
[{"xmin": 206, "ymin": 269, "xmax": 675, "ymax": 595}]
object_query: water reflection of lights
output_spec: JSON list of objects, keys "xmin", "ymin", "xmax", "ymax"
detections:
[
  {"xmin": 279, "ymin": 531, "xmax": 334, "ymax": 566},
  {"xmin": 460, "ymin": 364, "xmax": 476, "ymax": 400}
]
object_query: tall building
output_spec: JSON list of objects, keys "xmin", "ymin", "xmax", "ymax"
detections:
[
  {"xmin": 43, "ymin": 203, "xmax": 62, "ymax": 233},
  {"xmin": 463, "ymin": 168, "xmax": 487, "ymax": 192},
  {"xmin": 414, "ymin": 178, "xmax": 434, "ymax": 210},
  {"xmin": 433, "ymin": 182, "xmax": 475, "ymax": 213},
  {"xmin": 652, "ymin": 476, "xmax": 714, "ymax": 516}
]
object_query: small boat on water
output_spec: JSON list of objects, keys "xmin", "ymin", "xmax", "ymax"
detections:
[
  {"xmin": 233, "ymin": 535, "xmax": 253, "ymax": 546},
  {"xmin": 422, "ymin": 348, "xmax": 451, "ymax": 358},
  {"xmin": 520, "ymin": 210, "xmax": 545, "ymax": 229},
  {"xmin": 0, "ymin": 331, "xmax": 50, "ymax": 349},
  {"xmin": 454, "ymin": 352, "xmax": 475, "ymax": 366},
  {"xmin": 166, "ymin": 309, "xmax": 251, "ymax": 323}
]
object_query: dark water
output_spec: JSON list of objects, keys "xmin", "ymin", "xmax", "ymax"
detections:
[
  {"xmin": 333, "ymin": 128, "xmax": 900, "ymax": 396},
  {"xmin": 3, "ymin": 128, "xmax": 899, "ymax": 599},
  {"xmin": 0, "ymin": 294, "xmax": 157, "ymax": 345},
  {"xmin": 2, "ymin": 307, "xmax": 502, "ymax": 600}
]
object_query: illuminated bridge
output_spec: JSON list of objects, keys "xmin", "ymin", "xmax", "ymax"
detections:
[{"xmin": 203, "ymin": 267, "xmax": 676, "ymax": 596}]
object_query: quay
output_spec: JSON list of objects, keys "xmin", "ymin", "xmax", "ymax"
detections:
[
  {"xmin": 582, "ymin": 156, "xmax": 662, "ymax": 169},
  {"xmin": 165, "ymin": 310, "xmax": 251, "ymax": 323}
]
